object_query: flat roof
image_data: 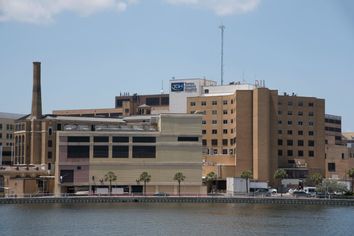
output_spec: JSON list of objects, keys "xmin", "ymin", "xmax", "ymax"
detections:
[{"xmin": 0, "ymin": 112, "xmax": 25, "ymax": 120}]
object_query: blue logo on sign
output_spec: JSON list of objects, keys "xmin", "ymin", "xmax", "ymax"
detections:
[{"xmin": 171, "ymin": 82, "xmax": 184, "ymax": 92}]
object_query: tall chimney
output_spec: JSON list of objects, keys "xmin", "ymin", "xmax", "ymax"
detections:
[{"xmin": 31, "ymin": 62, "xmax": 42, "ymax": 119}]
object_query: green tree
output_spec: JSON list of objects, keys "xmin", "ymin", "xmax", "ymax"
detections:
[
  {"xmin": 139, "ymin": 171, "xmax": 151, "ymax": 196},
  {"xmin": 274, "ymin": 169, "xmax": 287, "ymax": 196},
  {"xmin": 205, "ymin": 172, "xmax": 217, "ymax": 193},
  {"xmin": 104, "ymin": 171, "xmax": 117, "ymax": 195},
  {"xmin": 348, "ymin": 168, "xmax": 354, "ymax": 193},
  {"xmin": 306, "ymin": 173, "xmax": 323, "ymax": 186},
  {"xmin": 241, "ymin": 170, "xmax": 253, "ymax": 194},
  {"xmin": 174, "ymin": 172, "xmax": 186, "ymax": 196},
  {"xmin": 316, "ymin": 179, "xmax": 347, "ymax": 197}
]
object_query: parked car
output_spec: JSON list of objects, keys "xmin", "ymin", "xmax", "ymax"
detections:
[
  {"xmin": 153, "ymin": 192, "xmax": 169, "ymax": 197},
  {"xmin": 268, "ymin": 188, "xmax": 277, "ymax": 194},
  {"xmin": 292, "ymin": 190, "xmax": 309, "ymax": 198}
]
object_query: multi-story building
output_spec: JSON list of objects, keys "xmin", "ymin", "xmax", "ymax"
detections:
[
  {"xmin": 169, "ymin": 78, "xmax": 326, "ymax": 185},
  {"xmin": 325, "ymin": 115, "xmax": 354, "ymax": 181},
  {"xmin": 0, "ymin": 112, "xmax": 23, "ymax": 165},
  {"xmin": 0, "ymin": 62, "xmax": 206, "ymax": 196}
]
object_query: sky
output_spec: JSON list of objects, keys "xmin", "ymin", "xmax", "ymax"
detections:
[{"xmin": 0, "ymin": 0, "xmax": 353, "ymax": 131}]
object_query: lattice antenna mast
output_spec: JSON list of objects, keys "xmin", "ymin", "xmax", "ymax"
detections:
[{"xmin": 219, "ymin": 24, "xmax": 225, "ymax": 85}]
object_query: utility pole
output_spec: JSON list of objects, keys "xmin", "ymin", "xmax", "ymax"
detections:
[{"xmin": 219, "ymin": 24, "xmax": 225, "ymax": 85}]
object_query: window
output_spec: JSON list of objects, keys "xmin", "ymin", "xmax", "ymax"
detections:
[
  {"xmin": 278, "ymin": 130, "xmax": 282, "ymax": 134},
  {"xmin": 202, "ymin": 130, "xmax": 206, "ymax": 134},
  {"xmin": 202, "ymin": 140, "xmax": 207, "ymax": 146},
  {"xmin": 213, "ymin": 149, "xmax": 218, "ymax": 155},
  {"xmin": 222, "ymin": 139, "xmax": 228, "ymax": 146},
  {"xmin": 287, "ymin": 140, "xmax": 293, "ymax": 146},
  {"xmin": 298, "ymin": 121, "xmax": 303, "ymax": 126},
  {"xmin": 222, "ymin": 149, "xmax": 228, "ymax": 154},
  {"xmin": 190, "ymin": 102, "xmax": 196, "ymax": 106},
  {"xmin": 211, "ymin": 139, "xmax": 218, "ymax": 146},
  {"xmin": 212, "ymin": 120, "xmax": 217, "ymax": 124},
  {"xmin": 278, "ymin": 150, "xmax": 283, "ymax": 156},
  {"xmin": 68, "ymin": 145, "xmax": 90, "ymax": 158},
  {"xmin": 112, "ymin": 146, "xmax": 129, "ymax": 158},
  {"xmin": 113, "ymin": 137, "xmax": 129, "ymax": 143},
  {"xmin": 212, "ymin": 110, "xmax": 217, "ymax": 115},
  {"xmin": 94, "ymin": 136, "xmax": 109, "ymax": 143},
  {"xmin": 212, "ymin": 101, "xmax": 217, "ymax": 105},
  {"xmin": 223, "ymin": 100, "xmax": 228, "ymax": 105},
  {"xmin": 287, "ymin": 150, "xmax": 293, "ymax": 156},
  {"xmin": 278, "ymin": 111, "xmax": 282, "ymax": 115},
  {"xmin": 278, "ymin": 120, "xmax": 282, "ymax": 124},
  {"xmin": 146, "ymin": 97, "xmax": 160, "ymax": 106},
  {"xmin": 309, "ymin": 112, "xmax": 314, "ymax": 117},
  {"xmin": 231, "ymin": 99, "xmax": 234, "ymax": 104},
  {"xmin": 328, "ymin": 163, "xmax": 336, "ymax": 172},
  {"xmin": 48, "ymin": 140, "xmax": 52, "ymax": 148},
  {"xmin": 93, "ymin": 146, "xmax": 109, "ymax": 158},
  {"xmin": 204, "ymin": 89, "xmax": 209, "ymax": 94},
  {"xmin": 132, "ymin": 146, "xmax": 156, "ymax": 158},
  {"xmin": 288, "ymin": 101, "xmax": 293, "ymax": 106},
  {"xmin": 309, "ymin": 150, "xmax": 315, "ymax": 157},
  {"xmin": 308, "ymin": 140, "xmax": 315, "ymax": 147},
  {"xmin": 298, "ymin": 111, "xmax": 303, "ymax": 116},
  {"xmin": 178, "ymin": 136, "xmax": 199, "ymax": 142},
  {"xmin": 288, "ymin": 121, "xmax": 293, "ymax": 125},
  {"xmin": 201, "ymin": 101, "xmax": 207, "ymax": 106},
  {"xmin": 298, "ymin": 101, "xmax": 303, "ymax": 106},
  {"xmin": 223, "ymin": 129, "xmax": 228, "ymax": 134},
  {"xmin": 298, "ymin": 140, "xmax": 304, "ymax": 146},
  {"xmin": 298, "ymin": 150, "xmax": 304, "ymax": 157},
  {"xmin": 212, "ymin": 130, "xmax": 217, "ymax": 134},
  {"xmin": 223, "ymin": 110, "xmax": 228, "ymax": 115},
  {"xmin": 0, "ymin": 124, "xmax": 2, "ymax": 130},
  {"xmin": 278, "ymin": 139, "xmax": 283, "ymax": 145},
  {"xmin": 342, "ymin": 153, "xmax": 345, "ymax": 159},
  {"xmin": 229, "ymin": 149, "xmax": 234, "ymax": 154},
  {"xmin": 48, "ymin": 151, "xmax": 52, "ymax": 159},
  {"xmin": 202, "ymin": 120, "xmax": 206, "ymax": 125},
  {"xmin": 309, "ymin": 131, "xmax": 314, "ymax": 136},
  {"xmin": 287, "ymin": 130, "xmax": 293, "ymax": 135},
  {"xmin": 288, "ymin": 111, "xmax": 292, "ymax": 115},
  {"xmin": 223, "ymin": 120, "xmax": 228, "ymax": 124},
  {"xmin": 133, "ymin": 137, "xmax": 156, "ymax": 143},
  {"xmin": 231, "ymin": 109, "xmax": 234, "ymax": 114},
  {"xmin": 309, "ymin": 121, "xmax": 314, "ymax": 126},
  {"xmin": 60, "ymin": 170, "xmax": 74, "ymax": 183},
  {"xmin": 116, "ymin": 98, "xmax": 130, "ymax": 107},
  {"xmin": 68, "ymin": 136, "xmax": 90, "ymax": 142},
  {"xmin": 57, "ymin": 123, "xmax": 62, "ymax": 131},
  {"xmin": 231, "ymin": 119, "xmax": 234, "ymax": 124},
  {"xmin": 161, "ymin": 97, "xmax": 169, "ymax": 105},
  {"xmin": 48, "ymin": 128, "xmax": 52, "ymax": 135},
  {"xmin": 308, "ymin": 102, "xmax": 314, "ymax": 107},
  {"xmin": 298, "ymin": 130, "xmax": 303, "ymax": 135}
]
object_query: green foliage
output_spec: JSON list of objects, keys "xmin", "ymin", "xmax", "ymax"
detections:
[
  {"xmin": 205, "ymin": 172, "xmax": 217, "ymax": 193},
  {"xmin": 348, "ymin": 168, "xmax": 354, "ymax": 178},
  {"xmin": 316, "ymin": 179, "xmax": 347, "ymax": 194},
  {"xmin": 139, "ymin": 172, "xmax": 151, "ymax": 195},
  {"xmin": 240, "ymin": 170, "xmax": 253, "ymax": 180},
  {"xmin": 306, "ymin": 173, "xmax": 323, "ymax": 186},
  {"xmin": 104, "ymin": 171, "xmax": 117, "ymax": 194},
  {"xmin": 174, "ymin": 172, "xmax": 186, "ymax": 196},
  {"xmin": 273, "ymin": 169, "xmax": 287, "ymax": 180}
]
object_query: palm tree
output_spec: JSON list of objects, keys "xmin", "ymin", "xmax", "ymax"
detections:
[
  {"xmin": 139, "ymin": 171, "xmax": 151, "ymax": 196},
  {"xmin": 241, "ymin": 170, "xmax": 253, "ymax": 194},
  {"xmin": 104, "ymin": 171, "xmax": 117, "ymax": 195},
  {"xmin": 274, "ymin": 169, "xmax": 287, "ymax": 196},
  {"xmin": 307, "ymin": 172, "xmax": 323, "ymax": 186},
  {"xmin": 205, "ymin": 172, "xmax": 217, "ymax": 193},
  {"xmin": 174, "ymin": 172, "xmax": 186, "ymax": 196},
  {"xmin": 348, "ymin": 168, "xmax": 354, "ymax": 193}
]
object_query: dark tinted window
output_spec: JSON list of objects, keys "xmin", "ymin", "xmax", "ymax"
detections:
[
  {"xmin": 68, "ymin": 145, "xmax": 90, "ymax": 158},
  {"xmin": 177, "ymin": 136, "xmax": 199, "ymax": 142},
  {"xmin": 161, "ymin": 97, "xmax": 169, "ymax": 105},
  {"xmin": 94, "ymin": 136, "xmax": 109, "ymax": 143},
  {"xmin": 113, "ymin": 137, "xmax": 129, "ymax": 143},
  {"xmin": 133, "ymin": 137, "xmax": 156, "ymax": 143},
  {"xmin": 132, "ymin": 146, "xmax": 156, "ymax": 158},
  {"xmin": 60, "ymin": 170, "xmax": 74, "ymax": 183},
  {"xmin": 112, "ymin": 146, "xmax": 129, "ymax": 158},
  {"xmin": 116, "ymin": 98, "xmax": 130, "ymax": 108},
  {"xmin": 93, "ymin": 146, "xmax": 109, "ymax": 158},
  {"xmin": 328, "ymin": 163, "xmax": 335, "ymax": 172},
  {"xmin": 146, "ymin": 97, "xmax": 160, "ymax": 106},
  {"xmin": 68, "ymin": 136, "xmax": 90, "ymax": 142}
]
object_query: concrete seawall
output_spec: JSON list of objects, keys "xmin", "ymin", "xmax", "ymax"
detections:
[{"xmin": 1, "ymin": 196, "xmax": 354, "ymax": 206}]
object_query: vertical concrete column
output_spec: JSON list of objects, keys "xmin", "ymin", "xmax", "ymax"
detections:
[{"xmin": 31, "ymin": 62, "xmax": 42, "ymax": 119}]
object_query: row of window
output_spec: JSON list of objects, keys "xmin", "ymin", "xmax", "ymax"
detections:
[
  {"xmin": 204, "ymin": 148, "xmax": 235, "ymax": 155},
  {"xmin": 202, "ymin": 119, "xmax": 234, "ymax": 125},
  {"xmin": 278, "ymin": 130, "xmax": 314, "ymax": 136},
  {"xmin": 67, "ymin": 136, "xmax": 156, "ymax": 143},
  {"xmin": 278, "ymin": 111, "xmax": 315, "ymax": 116},
  {"xmin": 325, "ymin": 127, "xmax": 341, "ymax": 132},
  {"xmin": 278, "ymin": 139, "xmax": 315, "ymax": 147},
  {"xmin": 190, "ymin": 100, "xmax": 234, "ymax": 107},
  {"xmin": 67, "ymin": 145, "xmax": 156, "ymax": 159},
  {"xmin": 191, "ymin": 109, "xmax": 235, "ymax": 115},
  {"xmin": 279, "ymin": 150, "xmax": 315, "ymax": 157},
  {"xmin": 202, "ymin": 129, "xmax": 235, "ymax": 135},
  {"xmin": 279, "ymin": 101, "xmax": 314, "ymax": 107},
  {"xmin": 203, "ymin": 138, "xmax": 236, "ymax": 146},
  {"xmin": 278, "ymin": 120, "xmax": 315, "ymax": 126},
  {"xmin": 0, "ymin": 124, "xmax": 14, "ymax": 131}
]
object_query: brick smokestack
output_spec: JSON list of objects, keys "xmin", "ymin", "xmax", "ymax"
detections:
[{"xmin": 31, "ymin": 62, "xmax": 42, "ymax": 119}]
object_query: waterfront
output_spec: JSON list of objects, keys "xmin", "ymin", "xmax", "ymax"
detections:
[{"xmin": 1, "ymin": 203, "xmax": 353, "ymax": 236}]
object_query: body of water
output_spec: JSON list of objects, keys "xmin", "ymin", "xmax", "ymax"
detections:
[{"xmin": 1, "ymin": 203, "xmax": 353, "ymax": 236}]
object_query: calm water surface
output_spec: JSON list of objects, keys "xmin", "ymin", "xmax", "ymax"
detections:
[{"xmin": 1, "ymin": 203, "xmax": 353, "ymax": 236}]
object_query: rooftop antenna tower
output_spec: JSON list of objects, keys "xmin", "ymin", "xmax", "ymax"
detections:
[{"xmin": 219, "ymin": 24, "xmax": 225, "ymax": 85}]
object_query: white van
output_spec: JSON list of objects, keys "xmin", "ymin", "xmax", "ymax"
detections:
[{"xmin": 304, "ymin": 187, "xmax": 316, "ymax": 196}]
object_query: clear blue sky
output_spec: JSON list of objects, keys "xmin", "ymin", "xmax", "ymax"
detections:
[{"xmin": 1, "ymin": 0, "xmax": 353, "ymax": 131}]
